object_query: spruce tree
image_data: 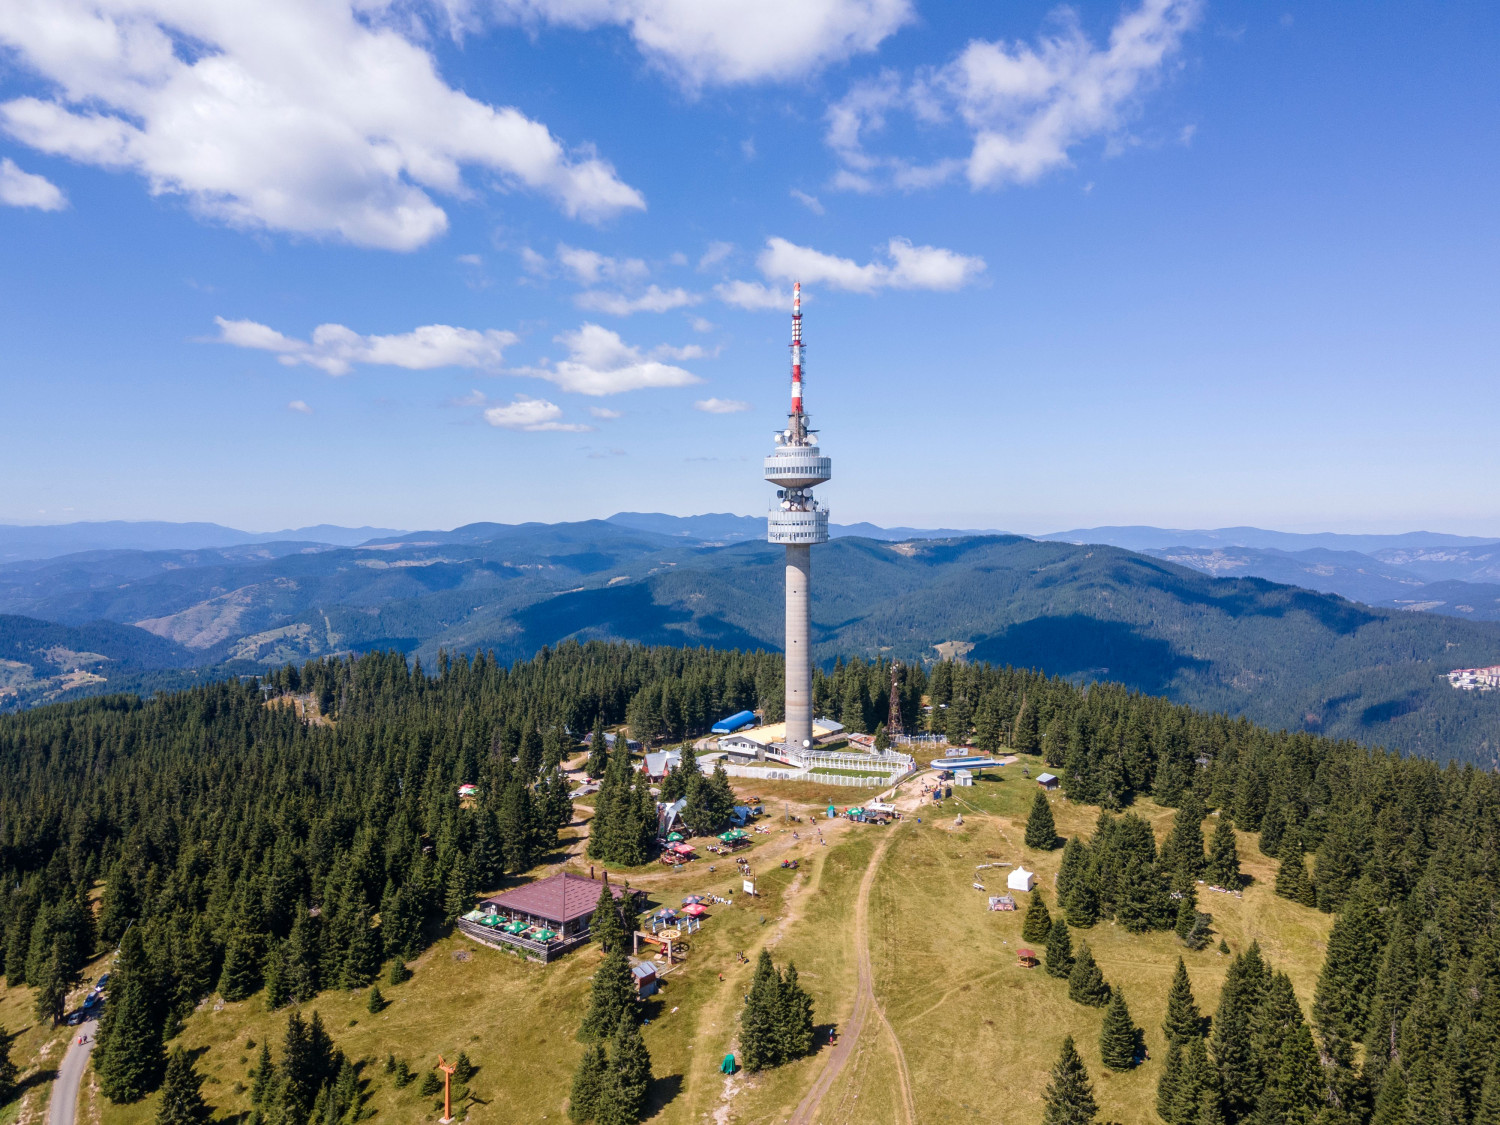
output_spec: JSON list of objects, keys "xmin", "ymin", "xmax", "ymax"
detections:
[
  {"xmin": 95, "ymin": 927, "xmax": 166, "ymax": 1103},
  {"xmin": 1206, "ymin": 818, "xmax": 1240, "ymax": 889},
  {"xmin": 155, "ymin": 1048, "xmax": 211, "ymax": 1125},
  {"xmin": 1066, "ymin": 943, "xmax": 1111, "ymax": 1008},
  {"xmin": 587, "ymin": 717, "xmax": 609, "ymax": 779},
  {"xmin": 1099, "ymin": 989, "xmax": 1139, "ymax": 1070},
  {"xmin": 569, "ymin": 1042, "xmax": 608, "ymax": 1123},
  {"xmin": 216, "ymin": 930, "xmax": 258, "ymax": 1004},
  {"xmin": 387, "ymin": 957, "xmax": 411, "ymax": 986},
  {"xmin": 340, "ymin": 903, "xmax": 380, "ymax": 989},
  {"xmin": 1156, "ymin": 1041, "xmax": 1184, "ymax": 1124},
  {"xmin": 32, "ymin": 938, "xmax": 71, "ymax": 1026},
  {"xmin": 285, "ymin": 905, "xmax": 321, "ymax": 1002},
  {"xmin": 777, "ymin": 962, "xmax": 815, "ymax": 1061},
  {"xmin": 1172, "ymin": 1037, "xmax": 1219, "ymax": 1125},
  {"xmin": 1056, "ymin": 836, "xmax": 1088, "ymax": 902},
  {"xmin": 1259, "ymin": 1021, "xmax": 1321, "ymax": 1124},
  {"xmin": 739, "ymin": 951, "xmax": 784, "ymax": 1071},
  {"xmin": 1160, "ymin": 793, "xmax": 1207, "ymax": 885},
  {"xmin": 1312, "ymin": 879, "xmax": 1384, "ymax": 1046},
  {"xmin": 1045, "ymin": 918, "xmax": 1074, "ymax": 979},
  {"xmin": 250, "ymin": 1041, "xmax": 274, "ymax": 1108},
  {"xmin": 1163, "ymin": 958, "xmax": 1203, "ymax": 1045},
  {"xmin": 1026, "ymin": 790, "xmax": 1059, "ymax": 850},
  {"xmin": 1210, "ymin": 943, "xmax": 1270, "ymax": 1120},
  {"xmin": 590, "ymin": 883, "xmax": 626, "ymax": 953},
  {"xmin": 1041, "ymin": 1035, "xmax": 1098, "ymax": 1125},
  {"xmin": 1273, "ymin": 832, "xmax": 1316, "ymax": 907},
  {"xmin": 1022, "ymin": 891, "xmax": 1054, "ymax": 944},
  {"xmin": 606, "ymin": 1009, "xmax": 652, "ymax": 1123},
  {"xmin": 580, "ymin": 951, "xmax": 636, "ymax": 1042},
  {"xmin": 0, "ymin": 1025, "xmax": 18, "ymax": 1107},
  {"xmin": 366, "ymin": 984, "xmax": 384, "ymax": 1013},
  {"xmin": 263, "ymin": 942, "xmax": 289, "ymax": 1011}
]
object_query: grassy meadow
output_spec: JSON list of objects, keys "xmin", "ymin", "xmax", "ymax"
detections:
[{"xmin": 0, "ymin": 756, "xmax": 1335, "ymax": 1125}]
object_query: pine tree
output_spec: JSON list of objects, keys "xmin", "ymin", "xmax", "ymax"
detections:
[
  {"xmin": 285, "ymin": 904, "xmax": 321, "ymax": 1003},
  {"xmin": 1045, "ymin": 918, "xmax": 1074, "ymax": 979},
  {"xmin": 341, "ymin": 902, "xmax": 381, "ymax": 989},
  {"xmin": 1041, "ymin": 1035, "xmax": 1098, "ymax": 1125},
  {"xmin": 1056, "ymin": 836, "xmax": 1087, "ymax": 902},
  {"xmin": 777, "ymin": 962, "xmax": 815, "ymax": 1061},
  {"xmin": 1206, "ymin": 818, "xmax": 1240, "ymax": 889},
  {"xmin": 1210, "ymin": 943, "xmax": 1269, "ymax": 1120},
  {"xmin": 569, "ymin": 1042, "xmax": 608, "ymax": 1123},
  {"xmin": 366, "ymin": 984, "xmax": 385, "ymax": 1013},
  {"xmin": 1023, "ymin": 891, "xmax": 1054, "ymax": 943},
  {"xmin": 590, "ymin": 883, "xmax": 626, "ymax": 954},
  {"xmin": 1160, "ymin": 793, "xmax": 1207, "ymax": 885},
  {"xmin": 1174, "ymin": 888, "xmax": 1204, "ymax": 945},
  {"xmin": 33, "ymin": 937, "xmax": 72, "ymax": 1026},
  {"xmin": 1026, "ymin": 790, "xmax": 1059, "ymax": 850},
  {"xmin": 1312, "ymin": 880, "xmax": 1384, "ymax": 1046},
  {"xmin": 250, "ymin": 1041, "xmax": 274, "ymax": 1108},
  {"xmin": 587, "ymin": 717, "xmax": 609, "ymax": 779},
  {"xmin": 263, "ymin": 941, "xmax": 289, "ymax": 1011},
  {"xmin": 1171, "ymin": 1037, "xmax": 1219, "ymax": 1125},
  {"xmin": 606, "ymin": 1009, "xmax": 652, "ymax": 1124},
  {"xmin": 739, "ymin": 950, "xmax": 784, "ymax": 1071},
  {"xmin": 1259, "ymin": 1021, "xmax": 1321, "ymax": 1124},
  {"xmin": 0, "ymin": 1025, "xmax": 18, "ymax": 1107},
  {"xmin": 1157, "ymin": 1041, "xmax": 1184, "ymax": 1124},
  {"xmin": 95, "ymin": 927, "xmax": 165, "ymax": 1103},
  {"xmin": 155, "ymin": 1048, "xmax": 211, "ymax": 1125},
  {"xmin": 1099, "ymin": 989, "xmax": 1140, "ymax": 1070},
  {"xmin": 1274, "ymin": 832, "xmax": 1316, "ymax": 907},
  {"xmin": 1067, "ymin": 943, "xmax": 1111, "ymax": 1008},
  {"xmin": 453, "ymin": 1052, "xmax": 474, "ymax": 1084},
  {"xmin": 580, "ymin": 951, "xmax": 636, "ymax": 1042},
  {"xmin": 1163, "ymin": 958, "xmax": 1203, "ymax": 1045},
  {"xmin": 387, "ymin": 957, "xmax": 411, "ymax": 986}
]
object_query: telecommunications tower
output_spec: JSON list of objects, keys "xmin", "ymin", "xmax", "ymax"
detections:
[{"xmin": 764, "ymin": 282, "xmax": 832, "ymax": 753}]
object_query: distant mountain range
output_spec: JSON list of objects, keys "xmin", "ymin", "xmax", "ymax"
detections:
[
  {"xmin": 2, "ymin": 516, "xmax": 1500, "ymax": 764},
  {"xmin": 0, "ymin": 520, "xmax": 407, "ymax": 562}
]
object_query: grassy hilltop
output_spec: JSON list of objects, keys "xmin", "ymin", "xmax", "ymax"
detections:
[{"xmin": 0, "ymin": 759, "xmax": 1335, "ymax": 1125}]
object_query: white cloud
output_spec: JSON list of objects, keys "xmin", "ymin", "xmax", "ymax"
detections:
[
  {"xmin": 0, "ymin": 0, "xmax": 643, "ymax": 250},
  {"xmin": 698, "ymin": 241, "xmax": 734, "ymax": 270},
  {"xmin": 485, "ymin": 0, "xmax": 913, "ymax": 86},
  {"xmin": 652, "ymin": 343, "xmax": 707, "ymax": 361},
  {"xmin": 483, "ymin": 394, "xmax": 593, "ymax": 431},
  {"xmin": 694, "ymin": 398, "xmax": 750, "ymax": 414},
  {"xmin": 714, "ymin": 279, "xmax": 789, "ymax": 311},
  {"xmin": 556, "ymin": 243, "xmax": 649, "ymax": 285},
  {"xmin": 214, "ymin": 316, "xmax": 518, "ymax": 376},
  {"xmin": 287, "ymin": 399, "xmax": 313, "ymax": 414},
  {"xmin": 457, "ymin": 253, "xmax": 483, "ymax": 266},
  {"xmin": 757, "ymin": 236, "xmax": 984, "ymax": 294},
  {"xmin": 0, "ymin": 157, "xmax": 66, "ymax": 210},
  {"xmin": 590, "ymin": 406, "xmax": 623, "ymax": 419},
  {"xmin": 576, "ymin": 285, "xmax": 701, "ymax": 315},
  {"xmin": 690, "ymin": 317, "xmax": 715, "ymax": 333},
  {"xmin": 790, "ymin": 188, "xmax": 825, "ymax": 215},
  {"xmin": 825, "ymin": 0, "xmax": 1200, "ymax": 192},
  {"xmin": 526, "ymin": 323, "xmax": 702, "ymax": 396}
]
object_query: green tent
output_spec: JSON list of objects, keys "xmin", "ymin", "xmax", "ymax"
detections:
[{"xmin": 720, "ymin": 1054, "xmax": 736, "ymax": 1074}]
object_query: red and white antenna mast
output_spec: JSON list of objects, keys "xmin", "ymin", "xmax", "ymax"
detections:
[{"xmin": 790, "ymin": 281, "xmax": 806, "ymax": 441}]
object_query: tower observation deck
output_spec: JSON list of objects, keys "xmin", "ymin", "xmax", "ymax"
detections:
[{"xmin": 764, "ymin": 282, "xmax": 830, "ymax": 752}]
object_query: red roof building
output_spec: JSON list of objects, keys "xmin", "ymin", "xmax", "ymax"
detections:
[{"xmin": 480, "ymin": 871, "xmax": 633, "ymax": 931}]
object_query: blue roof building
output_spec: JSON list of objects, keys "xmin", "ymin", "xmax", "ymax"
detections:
[{"xmin": 711, "ymin": 710, "xmax": 758, "ymax": 735}]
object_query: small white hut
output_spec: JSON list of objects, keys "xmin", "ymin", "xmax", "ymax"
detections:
[{"xmin": 1007, "ymin": 866, "xmax": 1036, "ymax": 893}]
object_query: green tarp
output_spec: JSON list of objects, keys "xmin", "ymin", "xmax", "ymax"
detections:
[{"xmin": 721, "ymin": 1054, "xmax": 736, "ymax": 1074}]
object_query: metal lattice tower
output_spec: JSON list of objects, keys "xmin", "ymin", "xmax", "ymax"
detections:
[
  {"xmin": 886, "ymin": 663, "xmax": 904, "ymax": 739},
  {"xmin": 764, "ymin": 282, "xmax": 831, "ymax": 753}
]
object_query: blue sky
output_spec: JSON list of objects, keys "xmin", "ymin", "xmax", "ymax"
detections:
[{"xmin": 1, "ymin": 1, "xmax": 1497, "ymax": 535}]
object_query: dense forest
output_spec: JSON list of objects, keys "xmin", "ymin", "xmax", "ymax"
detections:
[{"xmin": 1, "ymin": 640, "xmax": 1499, "ymax": 1122}]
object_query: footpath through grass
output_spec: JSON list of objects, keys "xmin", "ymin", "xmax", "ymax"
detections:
[{"xmin": 2, "ymin": 762, "xmax": 1335, "ymax": 1125}]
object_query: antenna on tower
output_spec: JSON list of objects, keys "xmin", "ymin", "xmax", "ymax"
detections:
[{"xmin": 789, "ymin": 280, "xmax": 805, "ymax": 443}]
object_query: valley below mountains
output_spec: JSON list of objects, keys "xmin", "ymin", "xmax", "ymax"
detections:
[{"xmin": 2, "ymin": 516, "xmax": 1500, "ymax": 764}]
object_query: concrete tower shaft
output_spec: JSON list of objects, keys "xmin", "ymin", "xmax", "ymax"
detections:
[{"xmin": 763, "ymin": 281, "xmax": 830, "ymax": 752}]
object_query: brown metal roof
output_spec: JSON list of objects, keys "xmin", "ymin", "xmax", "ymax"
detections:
[{"xmin": 481, "ymin": 872, "xmax": 627, "ymax": 927}]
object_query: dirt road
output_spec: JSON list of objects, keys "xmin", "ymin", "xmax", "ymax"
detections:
[
  {"xmin": 788, "ymin": 829, "xmax": 916, "ymax": 1125},
  {"xmin": 48, "ymin": 1019, "xmax": 97, "ymax": 1125}
]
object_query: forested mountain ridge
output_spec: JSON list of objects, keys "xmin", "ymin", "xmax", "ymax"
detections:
[
  {"xmin": 2, "ymin": 643, "xmax": 1500, "ymax": 1124},
  {"xmin": 4, "ymin": 528, "xmax": 1500, "ymax": 761}
]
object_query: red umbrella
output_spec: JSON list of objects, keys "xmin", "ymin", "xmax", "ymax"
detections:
[{"xmin": 682, "ymin": 903, "xmax": 708, "ymax": 916}]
